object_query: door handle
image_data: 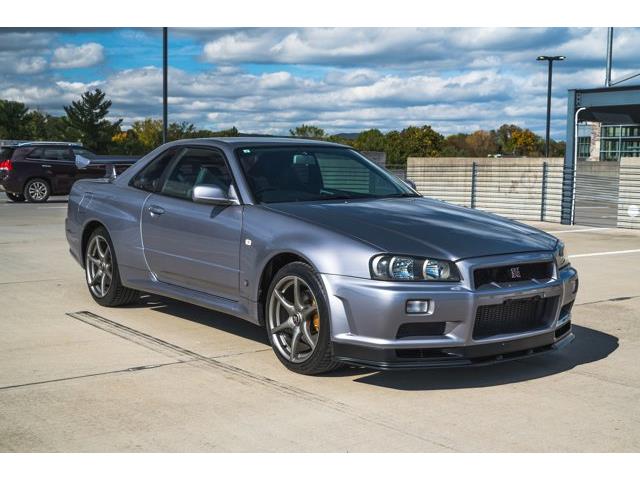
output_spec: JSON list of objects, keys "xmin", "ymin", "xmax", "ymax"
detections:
[
  {"xmin": 41, "ymin": 164, "xmax": 52, "ymax": 168},
  {"xmin": 148, "ymin": 205, "xmax": 165, "ymax": 216}
]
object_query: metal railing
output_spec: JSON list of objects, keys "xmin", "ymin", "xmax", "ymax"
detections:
[{"xmin": 388, "ymin": 161, "xmax": 575, "ymax": 223}]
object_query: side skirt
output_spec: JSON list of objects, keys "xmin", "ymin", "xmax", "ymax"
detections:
[{"xmin": 125, "ymin": 276, "xmax": 260, "ymax": 325}]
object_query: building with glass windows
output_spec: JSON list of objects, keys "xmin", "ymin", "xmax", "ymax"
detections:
[{"xmin": 577, "ymin": 122, "xmax": 640, "ymax": 161}]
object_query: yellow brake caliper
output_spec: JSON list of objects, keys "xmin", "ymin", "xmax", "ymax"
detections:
[{"xmin": 311, "ymin": 299, "xmax": 320, "ymax": 332}]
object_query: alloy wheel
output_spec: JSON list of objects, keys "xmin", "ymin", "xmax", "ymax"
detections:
[
  {"xmin": 85, "ymin": 235, "xmax": 113, "ymax": 298},
  {"xmin": 27, "ymin": 181, "xmax": 48, "ymax": 201},
  {"xmin": 268, "ymin": 275, "xmax": 321, "ymax": 363}
]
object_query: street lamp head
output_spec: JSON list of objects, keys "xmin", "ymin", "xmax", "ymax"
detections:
[{"xmin": 537, "ymin": 55, "xmax": 566, "ymax": 62}]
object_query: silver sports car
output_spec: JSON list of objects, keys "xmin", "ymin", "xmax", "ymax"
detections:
[{"xmin": 66, "ymin": 137, "xmax": 578, "ymax": 374}]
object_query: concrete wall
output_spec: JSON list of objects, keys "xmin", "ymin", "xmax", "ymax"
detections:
[
  {"xmin": 617, "ymin": 157, "xmax": 640, "ymax": 229},
  {"xmin": 407, "ymin": 157, "xmax": 565, "ymax": 222}
]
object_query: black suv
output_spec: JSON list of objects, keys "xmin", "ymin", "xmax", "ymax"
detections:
[{"xmin": 0, "ymin": 142, "xmax": 135, "ymax": 203}]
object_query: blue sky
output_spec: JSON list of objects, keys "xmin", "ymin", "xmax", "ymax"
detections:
[{"xmin": 1, "ymin": 27, "xmax": 639, "ymax": 139}]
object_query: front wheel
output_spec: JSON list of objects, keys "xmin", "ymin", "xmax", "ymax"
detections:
[
  {"xmin": 6, "ymin": 192, "xmax": 25, "ymax": 202},
  {"xmin": 266, "ymin": 262, "xmax": 341, "ymax": 375},
  {"xmin": 85, "ymin": 227, "xmax": 139, "ymax": 307}
]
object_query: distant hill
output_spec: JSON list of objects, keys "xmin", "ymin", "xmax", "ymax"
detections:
[{"xmin": 333, "ymin": 132, "xmax": 360, "ymax": 140}]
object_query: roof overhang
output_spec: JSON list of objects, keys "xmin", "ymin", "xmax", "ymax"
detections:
[{"xmin": 572, "ymin": 84, "xmax": 640, "ymax": 124}]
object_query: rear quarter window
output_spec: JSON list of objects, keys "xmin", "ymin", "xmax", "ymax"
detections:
[{"xmin": 0, "ymin": 147, "xmax": 16, "ymax": 160}]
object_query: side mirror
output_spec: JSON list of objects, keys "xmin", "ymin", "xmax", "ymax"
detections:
[
  {"xmin": 192, "ymin": 184, "xmax": 239, "ymax": 206},
  {"xmin": 75, "ymin": 154, "xmax": 91, "ymax": 170},
  {"xmin": 403, "ymin": 178, "xmax": 417, "ymax": 190}
]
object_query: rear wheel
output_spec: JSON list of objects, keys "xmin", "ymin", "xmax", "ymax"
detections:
[
  {"xmin": 24, "ymin": 178, "xmax": 50, "ymax": 203},
  {"xmin": 6, "ymin": 192, "xmax": 25, "ymax": 202},
  {"xmin": 85, "ymin": 227, "xmax": 139, "ymax": 307},
  {"xmin": 266, "ymin": 262, "xmax": 341, "ymax": 375}
]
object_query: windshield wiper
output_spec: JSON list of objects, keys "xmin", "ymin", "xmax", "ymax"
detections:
[{"xmin": 381, "ymin": 192, "xmax": 421, "ymax": 198}]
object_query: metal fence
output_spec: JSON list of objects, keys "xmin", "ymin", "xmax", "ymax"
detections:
[
  {"xmin": 383, "ymin": 157, "xmax": 640, "ymax": 229},
  {"xmin": 391, "ymin": 159, "xmax": 574, "ymax": 223}
]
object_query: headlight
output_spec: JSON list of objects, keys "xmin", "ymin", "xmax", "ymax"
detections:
[
  {"xmin": 555, "ymin": 241, "xmax": 570, "ymax": 270},
  {"xmin": 370, "ymin": 254, "xmax": 460, "ymax": 281}
]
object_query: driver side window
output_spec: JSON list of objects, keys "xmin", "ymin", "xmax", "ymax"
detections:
[
  {"xmin": 160, "ymin": 148, "xmax": 232, "ymax": 201},
  {"xmin": 130, "ymin": 148, "xmax": 177, "ymax": 193}
]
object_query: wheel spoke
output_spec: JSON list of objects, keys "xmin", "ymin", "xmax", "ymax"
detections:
[
  {"xmin": 293, "ymin": 278, "xmax": 303, "ymax": 310},
  {"xmin": 301, "ymin": 322, "xmax": 316, "ymax": 349},
  {"xmin": 100, "ymin": 273, "xmax": 106, "ymax": 295},
  {"xmin": 290, "ymin": 328, "xmax": 301, "ymax": 361},
  {"xmin": 89, "ymin": 272, "xmax": 100, "ymax": 287},
  {"xmin": 274, "ymin": 290, "xmax": 295, "ymax": 314},
  {"xmin": 88, "ymin": 256, "xmax": 101, "ymax": 267},
  {"xmin": 270, "ymin": 317, "xmax": 293, "ymax": 335},
  {"xmin": 95, "ymin": 239, "xmax": 105, "ymax": 259}
]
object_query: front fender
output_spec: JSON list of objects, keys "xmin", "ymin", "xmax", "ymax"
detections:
[{"xmin": 240, "ymin": 205, "xmax": 377, "ymax": 302}]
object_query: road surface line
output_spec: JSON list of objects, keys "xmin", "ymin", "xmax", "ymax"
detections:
[
  {"xmin": 570, "ymin": 249, "xmax": 640, "ymax": 258},
  {"xmin": 547, "ymin": 227, "xmax": 612, "ymax": 234}
]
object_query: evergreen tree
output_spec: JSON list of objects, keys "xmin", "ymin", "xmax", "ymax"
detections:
[{"xmin": 63, "ymin": 89, "xmax": 122, "ymax": 152}]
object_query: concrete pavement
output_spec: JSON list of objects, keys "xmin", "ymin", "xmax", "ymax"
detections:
[{"xmin": 0, "ymin": 194, "xmax": 638, "ymax": 452}]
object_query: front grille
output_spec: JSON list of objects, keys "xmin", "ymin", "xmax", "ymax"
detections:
[
  {"xmin": 474, "ymin": 262, "xmax": 554, "ymax": 289},
  {"xmin": 473, "ymin": 295, "xmax": 557, "ymax": 340},
  {"xmin": 396, "ymin": 322, "xmax": 446, "ymax": 339}
]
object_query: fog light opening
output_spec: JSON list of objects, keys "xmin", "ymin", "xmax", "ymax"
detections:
[{"xmin": 406, "ymin": 300, "xmax": 430, "ymax": 314}]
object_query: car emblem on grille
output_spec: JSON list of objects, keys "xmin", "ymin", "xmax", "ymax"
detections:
[{"xmin": 509, "ymin": 266, "xmax": 521, "ymax": 279}]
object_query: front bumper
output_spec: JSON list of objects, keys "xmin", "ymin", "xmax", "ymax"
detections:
[{"xmin": 322, "ymin": 251, "xmax": 578, "ymax": 369}]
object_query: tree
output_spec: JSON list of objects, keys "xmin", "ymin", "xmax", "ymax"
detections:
[
  {"xmin": 384, "ymin": 125, "xmax": 444, "ymax": 165},
  {"xmin": 0, "ymin": 100, "xmax": 29, "ymax": 139},
  {"xmin": 465, "ymin": 130, "xmax": 499, "ymax": 157},
  {"xmin": 549, "ymin": 139, "xmax": 566, "ymax": 157},
  {"xmin": 63, "ymin": 89, "xmax": 122, "ymax": 153},
  {"xmin": 353, "ymin": 129, "xmax": 386, "ymax": 152},
  {"xmin": 289, "ymin": 124, "xmax": 326, "ymax": 139},
  {"xmin": 131, "ymin": 118, "xmax": 163, "ymax": 151},
  {"xmin": 111, "ymin": 130, "xmax": 146, "ymax": 155},
  {"xmin": 511, "ymin": 128, "xmax": 541, "ymax": 156},
  {"xmin": 441, "ymin": 133, "xmax": 469, "ymax": 157},
  {"xmin": 495, "ymin": 124, "xmax": 522, "ymax": 155}
]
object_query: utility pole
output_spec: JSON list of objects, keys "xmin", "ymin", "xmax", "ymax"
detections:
[
  {"xmin": 162, "ymin": 27, "xmax": 168, "ymax": 144},
  {"xmin": 605, "ymin": 27, "xmax": 614, "ymax": 87}
]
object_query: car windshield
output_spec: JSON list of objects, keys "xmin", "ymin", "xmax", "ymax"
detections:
[{"xmin": 237, "ymin": 146, "xmax": 418, "ymax": 204}]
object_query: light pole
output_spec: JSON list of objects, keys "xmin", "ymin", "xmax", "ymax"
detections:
[
  {"xmin": 537, "ymin": 55, "xmax": 565, "ymax": 157},
  {"xmin": 162, "ymin": 27, "xmax": 168, "ymax": 144}
]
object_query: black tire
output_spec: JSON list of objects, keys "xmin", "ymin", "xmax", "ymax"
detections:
[
  {"xmin": 23, "ymin": 178, "xmax": 50, "ymax": 203},
  {"xmin": 265, "ymin": 261, "xmax": 341, "ymax": 375},
  {"xmin": 6, "ymin": 192, "xmax": 25, "ymax": 202},
  {"xmin": 84, "ymin": 226, "xmax": 139, "ymax": 307}
]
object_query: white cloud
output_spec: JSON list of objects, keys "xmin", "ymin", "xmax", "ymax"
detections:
[
  {"xmin": 15, "ymin": 56, "xmax": 47, "ymax": 74},
  {"xmin": 2, "ymin": 27, "xmax": 640, "ymax": 140},
  {"xmin": 51, "ymin": 42, "xmax": 104, "ymax": 69}
]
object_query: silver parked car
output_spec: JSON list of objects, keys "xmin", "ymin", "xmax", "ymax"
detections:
[{"xmin": 66, "ymin": 137, "xmax": 579, "ymax": 374}]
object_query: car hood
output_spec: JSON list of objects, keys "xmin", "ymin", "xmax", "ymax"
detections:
[{"xmin": 263, "ymin": 197, "xmax": 558, "ymax": 261}]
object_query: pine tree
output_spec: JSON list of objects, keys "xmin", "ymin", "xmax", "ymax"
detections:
[{"xmin": 63, "ymin": 89, "xmax": 122, "ymax": 153}]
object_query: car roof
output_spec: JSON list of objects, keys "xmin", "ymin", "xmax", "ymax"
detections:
[
  {"xmin": 17, "ymin": 141, "xmax": 83, "ymax": 147},
  {"xmin": 165, "ymin": 136, "xmax": 350, "ymax": 149}
]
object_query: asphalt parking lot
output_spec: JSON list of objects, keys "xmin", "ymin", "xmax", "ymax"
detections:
[{"xmin": 1, "ymin": 192, "xmax": 639, "ymax": 452}]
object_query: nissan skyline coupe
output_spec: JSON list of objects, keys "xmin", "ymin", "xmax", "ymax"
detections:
[{"xmin": 65, "ymin": 137, "xmax": 578, "ymax": 374}]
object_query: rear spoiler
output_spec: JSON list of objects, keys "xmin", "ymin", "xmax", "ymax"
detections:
[{"xmin": 75, "ymin": 155, "xmax": 138, "ymax": 180}]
